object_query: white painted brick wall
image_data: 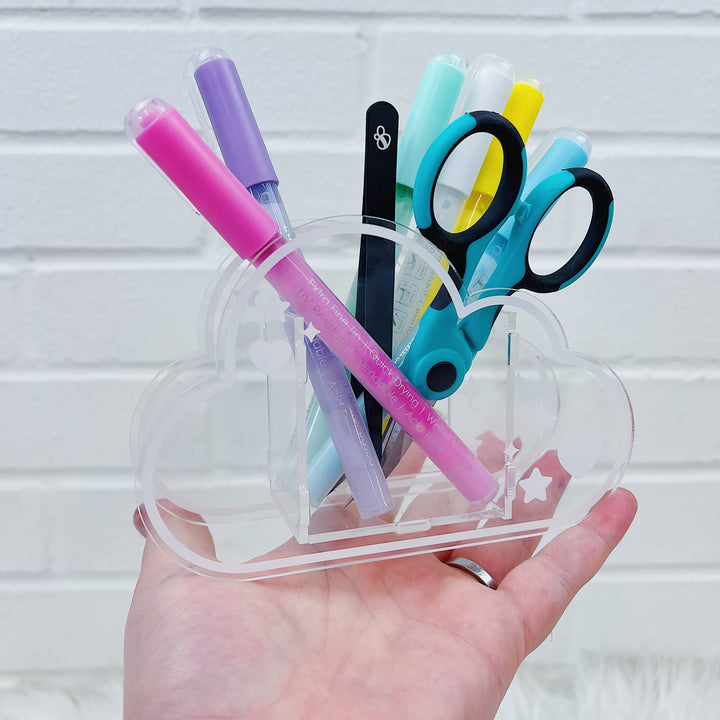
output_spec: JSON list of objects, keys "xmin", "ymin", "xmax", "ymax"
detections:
[
  {"xmin": 0, "ymin": 153, "xmax": 209, "ymax": 251},
  {"xmin": 28, "ymin": 267, "xmax": 216, "ymax": 364},
  {"xmin": 1, "ymin": 1, "xmax": 719, "ymax": 678}
]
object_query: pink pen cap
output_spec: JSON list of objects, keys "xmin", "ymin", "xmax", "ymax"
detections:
[{"xmin": 124, "ymin": 97, "xmax": 279, "ymax": 261}]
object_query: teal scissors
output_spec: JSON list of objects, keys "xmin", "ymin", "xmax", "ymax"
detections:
[{"xmin": 396, "ymin": 110, "xmax": 614, "ymax": 403}]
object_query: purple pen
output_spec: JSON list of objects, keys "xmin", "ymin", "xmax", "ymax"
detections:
[
  {"xmin": 304, "ymin": 335, "xmax": 393, "ymax": 516},
  {"xmin": 187, "ymin": 48, "xmax": 394, "ymax": 517},
  {"xmin": 125, "ymin": 98, "xmax": 499, "ymax": 507}
]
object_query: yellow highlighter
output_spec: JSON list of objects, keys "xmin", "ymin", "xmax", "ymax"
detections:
[{"xmin": 454, "ymin": 77, "xmax": 544, "ymax": 231}]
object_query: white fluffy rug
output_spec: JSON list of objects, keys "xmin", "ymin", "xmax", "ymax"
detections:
[
  {"xmin": 1, "ymin": 655, "xmax": 719, "ymax": 719},
  {"xmin": 0, "ymin": 672, "xmax": 121, "ymax": 720},
  {"xmin": 497, "ymin": 656, "xmax": 720, "ymax": 720}
]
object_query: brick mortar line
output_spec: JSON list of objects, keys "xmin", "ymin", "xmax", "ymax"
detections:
[
  {"xmin": 0, "ymin": 577, "xmax": 138, "ymax": 592},
  {"xmin": 0, "ymin": 465, "xmax": 716, "ymax": 485},
  {"xmin": 0, "ymin": 368, "xmax": 158, "ymax": 380},
  {"xmin": 612, "ymin": 365, "xmax": 720, "ymax": 379},
  {"xmin": 593, "ymin": 567, "xmax": 720, "ymax": 582},
  {"xmin": 0, "ymin": 364, "xmax": 718, "ymax": 380},
  {"xmin": 0, "ymin": 12, "xmax": 718, "ymax": 32},
  {"xmin": 0, "ymin": 669, "xmax": 123, "ymax": 682},
  {"xmin": 1, "ymin": 133, "xmax": 720, "ymax": 155},
  {"xmin": 0, "ymin": 366, "xmax": 267, "ymax": 379},
  {"xmin": 0, "ymin": 478, "xmax": 134, "ymax": 489},
  {"xmin": 1, "ymin": 569, "xmax": 718, "ymax": 589},
  {"xmin": 0, "ymin": 12, "xmax": 362, "ymax": 31},
  {"xmin": 0, "ymin": 253, "xmax": 228, "ymax": 269},
  {"xmin": 623, "ymin": 465, "xmax": 720, "ymax": 480},
  {"xmin": 0, "ymin": 250, "xmax": 227, "ymax": 268},
  {"xmin": 365, "ymin": 16, "xmax": 720, "ymax": 34},
  {"xmin": 1, "ymin": 248, "xmax": 717, "ymax": 269}
]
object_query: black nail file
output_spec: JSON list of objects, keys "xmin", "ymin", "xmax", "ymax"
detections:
[{"xmin": 353, "ymin": 101, "xmax": 399, "ymax": 459}]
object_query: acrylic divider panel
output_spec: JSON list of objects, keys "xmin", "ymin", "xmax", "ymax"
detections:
[{"xmin": 131, "ymin": 217, "xmax": 634, "ymax": 580}]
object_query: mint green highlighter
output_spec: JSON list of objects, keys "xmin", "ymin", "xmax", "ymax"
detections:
[{"xmin": 398, "ymin": 111, "xmax": 614, "ymax": 402}]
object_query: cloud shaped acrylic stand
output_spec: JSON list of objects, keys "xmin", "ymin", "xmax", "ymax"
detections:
[{"xmin": 130, "ymin": 217, "xmax": 634, "ymax": 580}]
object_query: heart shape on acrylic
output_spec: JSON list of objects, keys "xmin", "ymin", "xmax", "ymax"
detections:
[{"xmin": 249, "ymin": 339, "xmax": 291, "ymax": 375}]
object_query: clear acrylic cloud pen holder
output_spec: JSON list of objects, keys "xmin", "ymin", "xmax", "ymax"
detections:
[{"xmin": 130, "ymin": 217, "xmax": 634, "ymax": 580}]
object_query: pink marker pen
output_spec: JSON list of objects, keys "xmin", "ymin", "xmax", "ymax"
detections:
[{"xmin": 124, "ymin": 97, "xmax": 498, "ymax": 506}]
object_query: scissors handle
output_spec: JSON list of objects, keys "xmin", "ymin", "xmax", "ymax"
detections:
[
  {"xmin": 413, "ymin": 111, "xmax": 526, "ymax": 276},
  {"xmin": 519, "ymin": 167, "xmax": 614, "ymax": 293}
]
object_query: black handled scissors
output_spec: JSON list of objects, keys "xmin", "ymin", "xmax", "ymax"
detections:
[{"xmin": 397, "ymin": 110, "xmax": 613, "ymax": 402}]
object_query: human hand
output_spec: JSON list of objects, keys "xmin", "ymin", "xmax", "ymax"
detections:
[{"xmin": 124, "ymin": 449, "xmax": 636, "ymax": 720}]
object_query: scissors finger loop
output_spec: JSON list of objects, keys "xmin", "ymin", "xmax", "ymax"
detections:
[
  {"xmin": 414, "ymin": 111, "xmax": 526, "ymax": 276},
  {"xmin": 521, "ymin": 167, "xmax": 614, "ymax": 294}
]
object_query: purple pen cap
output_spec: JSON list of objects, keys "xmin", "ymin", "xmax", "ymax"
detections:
[{"xmin": 185, "ymin": 47, "xmax": 278, "ymax": 189}]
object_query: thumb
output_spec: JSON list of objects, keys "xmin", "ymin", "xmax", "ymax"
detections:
[{"xmin": 499, "ymin": 487, "xmax": 637, "ymax": 654}]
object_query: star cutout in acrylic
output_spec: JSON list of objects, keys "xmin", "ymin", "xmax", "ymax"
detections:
[
  {"xmin": 504, "ymin": 440, "xmax": 520, "ymax": 462},
  {"xmin": 518, "ymin": 467, "xmax": 553, "ymax": 503},
  {"xmin": 303, "ymin": 322, "xmax": 320, "ymax": 341}
]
